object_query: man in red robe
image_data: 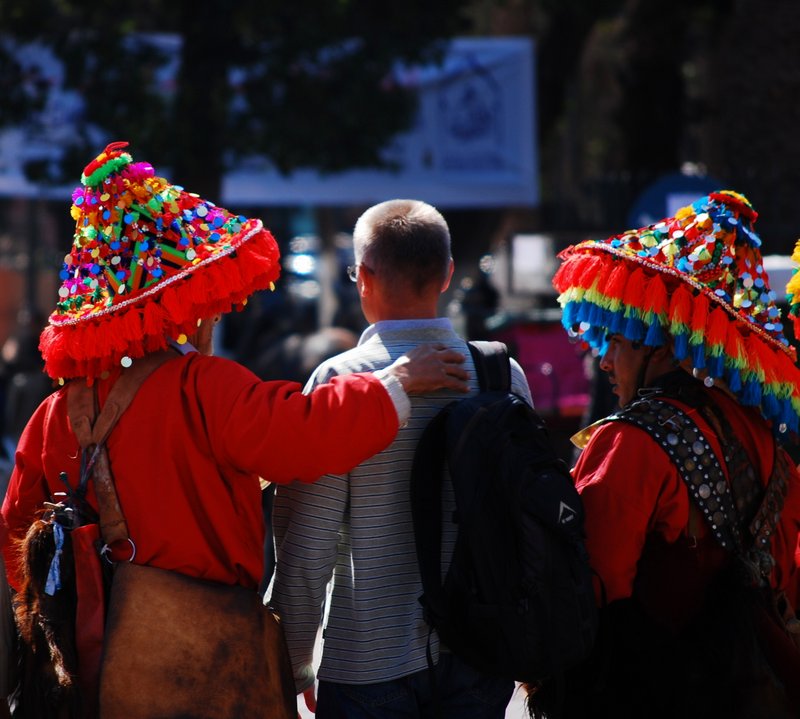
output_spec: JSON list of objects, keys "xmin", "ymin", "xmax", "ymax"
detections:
[
  {"xmin": 0, "ymin": 143, "xmax": 467, "ymax": 718},
  {"xmin": 545, "ymin": 191, "xmax": 800, "ymax": 718}
]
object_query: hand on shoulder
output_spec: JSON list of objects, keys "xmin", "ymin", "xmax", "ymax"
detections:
[{"xmin": 385, "ymin": 344, "xmax": 469, "ymax": 395}]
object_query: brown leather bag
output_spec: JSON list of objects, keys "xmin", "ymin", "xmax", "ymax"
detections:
[
  {"xmin": 68, "ymin": 352, "xmax": 296, "ymax": 719},
  {"xmin": 100, "ymin": 562, "xmax": 295, "ymax": 718}
]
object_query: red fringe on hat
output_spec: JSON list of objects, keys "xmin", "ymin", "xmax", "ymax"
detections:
[
  {"xmin": 605, "ymin": 261, "xmax": 630, "ymax": 302},
  {"xmin": 553, "ymin": 225, "xmax": 800, "ymax": 433},
  {"xmin": 668, "ymin": 284, "xmax": 693, "ymax": 328},
  {"xmin": 40, "ymin": 225, "xmax": 280, "ymax": 380},
  {"xmin": 142, "ymin": 301, "xmax": 166, "ymax": 342},
  {"xmin": 750, "ymin": 333, "xmax": 777, "ymax": 385},
  {"xmin": 552, "ymin": 251, "xmax": 600, "ymax": 292},
  {"xmin": 643, "ymin": 273, "xmax": 668, "ymax": 317},
  {"xmin": 690, "ymin": 292, "xmax": 710, "ymax": 336},
  {"xmin": 759, "ymin": 337, "xmax": 775, "ymax": 380},
  {"xmin": 622, "ymin": 267, "xmax": 647, "ymax": 313},
  {"xmin": 706, "ymin": 307, "xmax": 730, "ymax": 350},
  {"xmin": 591, "ymin": 254, "xmax": 615, "ymax": 293},
  {"xmin": 725, "ymin": 321, "xmax": 746, "ymax": 365}
]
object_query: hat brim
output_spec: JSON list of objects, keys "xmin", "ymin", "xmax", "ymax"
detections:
[
  {"xmin": 554, "ymin": 246, "xmax": 800, "ymax": 436},
  {"xmin": 40, "ymin": 218, "xmax": 280, "ymax": 380}
]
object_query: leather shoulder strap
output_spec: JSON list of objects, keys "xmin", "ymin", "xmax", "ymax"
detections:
[
  {"xmin": 66, "ymin": 350, "xmax": 174, "ymax": 550},
  {"xmin": 611, "ymin": 393, "xmax": 789, "ymax": 585},
  {"xmin": 67, "ymin": 350, "xmax": 174, "ymax": 449},
  {"xmin": 610, "ymin": 396, "xmax": 741, "ymax": 552}
]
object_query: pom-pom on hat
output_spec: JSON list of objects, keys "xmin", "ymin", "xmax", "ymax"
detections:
[
  {"xmin": 40, "ymin": 142, "xmax": 281, "ymax": 381},
  {"xmin": 553, "ymin": 190, "xmax": 800, "ymax": 436}
]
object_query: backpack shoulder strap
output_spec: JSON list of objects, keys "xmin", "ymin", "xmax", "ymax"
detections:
[
  {"xmin": 412, "ymin": 342, "xmax": 510, "ymax": 621},
  {"xmin": 410, "ymin": 406, "xmax": 452, "ymax": 625},
  {"xmin": 467, "ymin": 340, "xmax": 511, "ymax": 392}
]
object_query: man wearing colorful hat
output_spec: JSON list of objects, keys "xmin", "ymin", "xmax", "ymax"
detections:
[
  {"xmin": 547, "ymin": 191, "xmax": 800, "ymax": 717},
  {"xmin": 0, "ymin": 143, "xmax": 468, "ymax": 718}
]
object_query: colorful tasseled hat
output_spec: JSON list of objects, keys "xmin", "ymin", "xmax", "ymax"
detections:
[
  {"xmin": 40, "ymin": 142, "xmax": 281, "ymax": 381},
  {"xmin": 553, "ymin": 190, "xmax": 800, "ymax": 435}
]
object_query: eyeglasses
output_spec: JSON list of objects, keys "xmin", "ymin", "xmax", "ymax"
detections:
[{"xmin": 346, "ymin": 264, "xmax": 374, "ymax": 282}]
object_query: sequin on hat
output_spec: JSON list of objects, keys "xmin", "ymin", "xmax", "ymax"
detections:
[
  {"xmin": 553, "ymin": 190, "xmax": 800, "ymax": 435},
  {"xmin": 40, "ymin": 142, "xmax": 281, "ymax": 380}
]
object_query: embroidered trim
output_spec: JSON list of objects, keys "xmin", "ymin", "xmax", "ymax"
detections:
[
  {"xmin": 610, "ymin": 397, "xmax": 739, "ymax": 550},
  {"xmin": 610, "ymin": 390, "xmax": 789, "ymax": 584},
  {"xmin": 574, "ymin": 242, "xmax": 793, "ymax": 357}
]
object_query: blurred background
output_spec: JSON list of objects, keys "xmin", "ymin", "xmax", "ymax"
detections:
[{"xmin": 1, "ymin": 0, "xmax": 799, "ymax": 476}]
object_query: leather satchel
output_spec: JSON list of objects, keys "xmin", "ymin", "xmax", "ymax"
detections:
[
  {"xmin": 100, "ymin": 562, "xmax": 295, "ymax": 718},
  {"xmin": 68, "ymin": 352, "xmax": 295, "ymax": 718}
]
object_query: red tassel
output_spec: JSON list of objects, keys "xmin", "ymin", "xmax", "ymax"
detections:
[
  {"xmin": 643, "ymin": 274, "xmax": 669, "ymax": 316},
  {"xmin": 143, "ymin": 300, "xmax": 165, "ymax": 338},
  {"xmin": 76, "ymin": 322, "xmax": 100, "ymax": 360},
  {"xmin": 776, "ymin": 351, "xmax": 798, "ymax": 391},
  {"xmin": 553, "ymin": 253, "xmax": 597, "ymax": 292},
  {"xmin": 590, "ymin": 255, "xmax": 615, "ymax": 294},
  {"xmin": 551, "ymin": 257, "xmax": 575, "ymax": 292},
  {"xmin": 743, "ymin": 334, "xmax": 766, "ymax": 381},
  {"xmin": 725, "ymin": 325, "xmax": 745, "ymax": 363},
  {"xmin": 187, "ymin": 271, "xmax": 212, "ymax": 309},
  {"xmin": 690, "ymin": 292, "xmax": 710, "ymax": 334},
  {"xmin": 668, "ymin": 284, "xmax": 693, "ymax": 328},
  {"xmin": 104, "ymin": 318, "xmax": 128, "ymax": 356},
  {"xmin": 233, "ymin": 248, "xmax": 255, "ymax": 286},
  {"xmin": 38, "ymin": 325, "xmax": 58, "ymax": 361},
  {"xmin": 159, "ymin": 284, "xmax": 186, "ymax": 324},
  {"xmin": 120, "ymin": 307, "xmax": 143, "ymax": 345},
  {"xmin": 754, "ymin": 337, "xmax": 778, "ymax": 385},
  {"xmin": 707, "ymin": 307, "xmax": 729, "ymax": 349},
  {"xmin": 39, "ymin": 326, "xmax": 68, "ymax": 378},
  {"xmin": 622, "ymin": 268, "xmax": 647, "ymax": 311},
  {"xmin": 605, "ymin": 261, "xmax": 630, "ymax": 302}
]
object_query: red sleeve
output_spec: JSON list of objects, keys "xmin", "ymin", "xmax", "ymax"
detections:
[
  {"xmin": 194, "ymin": 358, "xmax": 400, "ymax": 484},
  {"xmin": 1, "ymin": 397, "xmax": 55, "ymax": 590},
  {"xmin": 573, "ymin": 421, "xmax": 689, "ymax": 604}
]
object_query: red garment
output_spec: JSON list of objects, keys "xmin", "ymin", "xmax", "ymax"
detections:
[
  {"xmin": 573, "ymin": 387, "xmax": 800, "ymax": 608},
  {"xmin": 1, "ymin": 352, "xmax": 398, "ymax": 591}
]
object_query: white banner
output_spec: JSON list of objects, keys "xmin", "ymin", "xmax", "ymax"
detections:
[
  {"xmin": 0, "ymin": 37, "xmax": 538, "ymax": 208},
  {"xmin": 223, "ymin": 38, "xmax": 538, "ymax": 208}
]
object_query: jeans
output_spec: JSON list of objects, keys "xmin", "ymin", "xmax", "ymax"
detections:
[{"xmin": 315, "ymin": 652, "xmax": 514, "ymax": 719}]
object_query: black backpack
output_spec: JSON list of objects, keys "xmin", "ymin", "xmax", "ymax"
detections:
[{"xmin": 410, "ymin": 340, "xmax": 597, "ymax": 683}]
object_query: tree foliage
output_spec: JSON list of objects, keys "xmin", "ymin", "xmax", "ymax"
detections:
[{"xmin": 0, "ymin": 0, "xmax": 471, "ymax": 196}]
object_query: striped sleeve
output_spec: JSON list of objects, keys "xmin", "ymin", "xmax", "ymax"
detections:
[{"xmin": 270, "ymin": 473, "xmax": 348, "ymax": 692}]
